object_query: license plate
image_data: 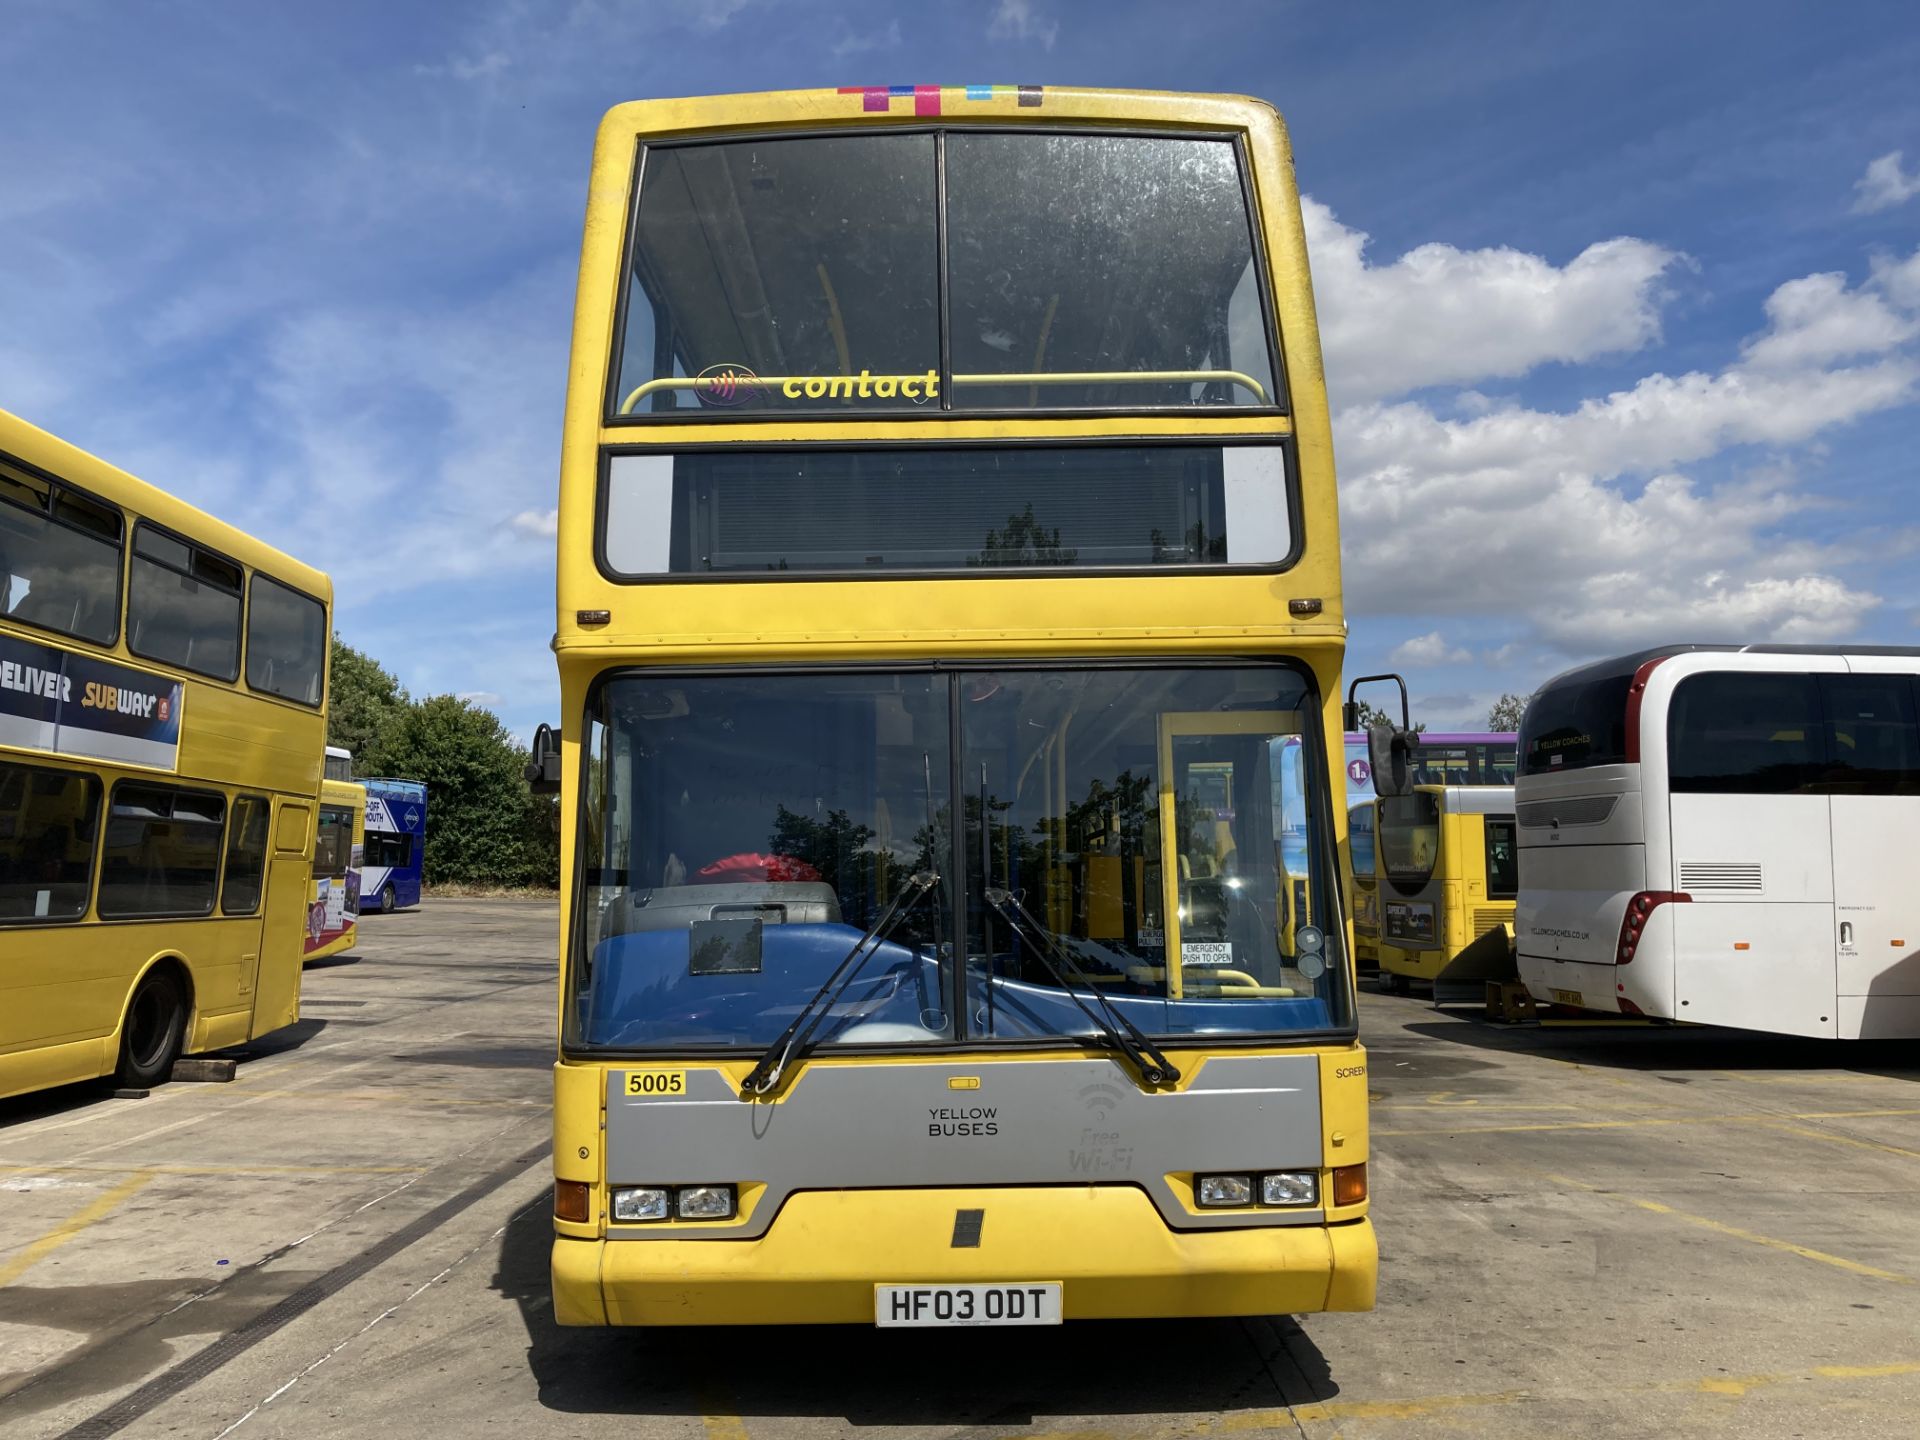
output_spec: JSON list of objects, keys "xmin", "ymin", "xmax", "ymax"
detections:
[
  {"xmin": 1551, "ymin": 988, "xmax": 1583, "ymax": 1006},
  {"xmin": 875, "ymin": 1282, "xmax": 1062, "ymax": 1327}
]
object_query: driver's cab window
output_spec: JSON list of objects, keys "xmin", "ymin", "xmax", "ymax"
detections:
[
  {"xmin": 1380, "ymin": 790, "xmax": 1441, "ymax": 896},
  {"xmin": 962, "ymin": 669, "xmax": 1335, "ymax": 1024}
]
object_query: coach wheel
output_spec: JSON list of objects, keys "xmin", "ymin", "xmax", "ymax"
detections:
[
  {"xmin": 115, "ymin": 967, "xmax": 188, "ymax": 1089},
  {"xmin": 380, "ymin": 883, "xmax": 397, "ymax": 914}
]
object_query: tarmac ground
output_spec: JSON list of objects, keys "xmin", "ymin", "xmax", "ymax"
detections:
[{"xmin": 2, "ymin": 898, "xmax": 1916, "ymax": 1439}]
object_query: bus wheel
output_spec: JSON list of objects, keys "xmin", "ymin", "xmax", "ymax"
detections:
[
  {"xmin": 116, "ymin": 968, "xmax": 188, "ymax": 1088},
  {"xmin": 380, "ymin": 883, "xmax": 397, "ymax": 914}
]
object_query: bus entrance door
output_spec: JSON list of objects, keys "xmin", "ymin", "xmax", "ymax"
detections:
[{"xmin": 1158, "ymin": 712, "xmax": 1296, "ymax": 998}]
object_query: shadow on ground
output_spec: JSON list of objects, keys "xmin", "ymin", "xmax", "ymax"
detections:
[
  {"xmin": 491, "ymin": 1202, "xmax": 1340, "ymax": 1426},
  {"xmin": 302, "ymin": 953, "xmax": 365, "ymax": 972},
  {"xmin": 1388, "ymin": 1007, "xmax": 1920, "ymax": 1082},
  {"xmin": 0, "ymin": 1019, "xmax": 331, "ymax": 1129}
]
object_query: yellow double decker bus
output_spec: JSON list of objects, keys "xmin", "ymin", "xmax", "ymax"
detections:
[
  {"xmin": 1376, "ymin": 784, "xmax": 1519, "ymax": 993},
  {"xmin": 306, "ymin": 747, "xmax": 365, "ymax": 962},
  {"xmin": 1, "ymin": 408, "xmax": 330, "ymax": 1099},
  {"xmin": 544, "ymin": 86, "xmax": 1373, "ymax": 1327}
]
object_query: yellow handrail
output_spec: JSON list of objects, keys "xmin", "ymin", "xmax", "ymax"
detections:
[{"xmin": 617, "ymin": 368, "xmax": 1268, "ymax": 414}]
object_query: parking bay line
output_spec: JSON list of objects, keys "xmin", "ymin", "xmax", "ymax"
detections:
[
  {"xmin": 0, "ymin": 1170, "xmax": 155, "ymax": 1287},
  {"xmin": 1543, "ymin": 1172, "xmax": 1911, "ymax": 1284},
  {"xmin": 49, "ymin": 1138, "xmax": 550, "ymax": 1440},
  {"xmin": 2, "ymin": 1161, "xmax": 425, "ymax": 1180},
  {"xmin": 1026, "ymin": 1357, "xmax": 1920, "ymax": 1438}
]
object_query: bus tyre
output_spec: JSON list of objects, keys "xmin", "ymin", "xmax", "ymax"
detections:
[
  {"xmin": 115, "ymin": 968, "xmax": 188, "ymax": 1089},
  {"xmin": 380, "ymin": 883, "xmax": 397, "ymax": 914}
]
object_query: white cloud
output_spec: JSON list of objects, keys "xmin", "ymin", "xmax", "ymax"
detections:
[
  {"xmin": 1853, "ymin": 151, "xmax": 1920, "ymax": 214},
  {"xmin": 1303, "ymin": 199, "xmax": 1683, "ymax": 405},
  {"xmin": 457, "ymin": 690, "xmax": 504, "ymax": 710},
  {"xmin": 1741, "ymin": 270, "xmax": 1918, "ymax": 371},
  {"xmin": 510, "ymin": 508, "xmax": 558, "ymax": 540},
  {"xmin": 1872, "ymin": 245, "xmax": 1920, "ymax": 312},
  {"xmin": 1388, "ymin": 632, "xmax": 1474, "ymax": 668},
  {"xmin": 1333, "ymin": 228, "xmax": 1920, "ymax": 658},
  {"xmin": 987, "ymin": 0, "xmax": 1058, "ymax": 49},
  {"xmin": 832, "ymin": 19, "xmax": 902, "ymax": 58}
]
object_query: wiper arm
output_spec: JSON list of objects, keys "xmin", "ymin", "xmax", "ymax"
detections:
[
  {"xmin": 984, "ymin": 888, "xmax": 1181, "ymax": 1089},
  {"xmin": 740, "ymin": 871, "xmax": 940, "ymax": 1098}
]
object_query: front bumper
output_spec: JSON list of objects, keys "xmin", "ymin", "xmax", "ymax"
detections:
[{"xmin": 553, "ymin": 1183, "xmax": 1376, "ymax": 1325}]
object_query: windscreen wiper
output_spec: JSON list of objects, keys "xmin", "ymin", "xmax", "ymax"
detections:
[
  {"xmin": 740, "ymin": 871, "xmax": 940, "ymax": 1098},
  {"xmin": 983, "ymin": 888, "xmax": 1181, "ymax": 1089}
]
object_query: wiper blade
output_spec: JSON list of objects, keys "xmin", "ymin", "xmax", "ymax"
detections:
[
  {"xmin": 983, "ymin": 888, "xmax": 1181, "ymax": 1089},
  {"xmin": 740, "ymin": 871, "xmax": 940, "ymax": 1098}
]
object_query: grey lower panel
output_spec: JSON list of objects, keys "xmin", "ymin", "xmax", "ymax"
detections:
[{"xmin": 603, "ymin": 1053, "xmax": 1324, "ymax": 1240}]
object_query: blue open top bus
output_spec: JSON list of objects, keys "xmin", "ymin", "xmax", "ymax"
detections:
[{"xmin": 360, "ymin": 778, "xmax": 426, "ymax": 913}]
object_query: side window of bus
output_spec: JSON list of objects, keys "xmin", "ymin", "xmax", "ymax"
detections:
[
  {"xmin": 368, "ymin": 834, "xmax": 412, "ymax": 867},
  {"xmin": 314, "ymin": 806, "xmax": 351, "ymax": 878},
  {"xmin": 1347, "ymin": 804, "xmax": 1376, "ymax": 878},
  {"xmin": 0, "ymin": 761, "xmax": 102, "ymax": 923},
  {"xmin": 1667, "ymin": 672, "xmax": 1824, "ymax": 794},
  {"xmin": 221, "ymin": 794, "xmax": 271, "ymax": 915},
  {"xmin": 127, "ymin": 524, "xmax": 243, "ymax": 681},
  {"xmin": 247, "ymin": 575, "xmax": 327, "ymax": 707},
  {"xmin": 1819, "ymin": 674, "xmax": 1920, "ymax": 795},
  {"xmin": 0, "ymin": 466, "xmax": 123, "ymax": 646},
  {"xmin": 1484, "ymin": 820, "xmax": 1518, "ymax": 899},
  {"xmin": 98, "ymin": 784, "xmax": 227, "ymax": 918}
]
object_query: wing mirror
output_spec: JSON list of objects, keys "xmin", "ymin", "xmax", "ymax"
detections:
[
  {"xmin": 1344, "ymin": 674, "xmax": 1421, "ymax": 798},
  {"xmin": 524, "ymin": 722, "xmax": 562, "ymax": 794}
]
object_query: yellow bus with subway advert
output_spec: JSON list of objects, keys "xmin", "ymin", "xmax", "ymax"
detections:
[
  {"xmin": 0, "ymin": 407, "xmax": 330, "ymax": 1099},
  {"xmin": 306, "ymin": 748, "xmax": 365, "ymax": 962},
  {"xmin": 543, "ymin": 85, "xmax": 1374, "ymax": 1327}
]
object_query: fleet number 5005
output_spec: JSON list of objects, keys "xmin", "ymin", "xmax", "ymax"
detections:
[{"xmin": 626, "ymin": 1072, "xmax": 686, "ymax": 1095}]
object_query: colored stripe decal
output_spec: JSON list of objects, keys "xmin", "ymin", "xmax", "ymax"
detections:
[{"xmin": 837, "ymin": 85, "xmax": 1042, "ymax": 112}]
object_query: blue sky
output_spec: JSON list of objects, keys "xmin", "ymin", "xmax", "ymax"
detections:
[{"xmin": 5, "ymin": 0, "xmax": 1919, "ymax": 736}]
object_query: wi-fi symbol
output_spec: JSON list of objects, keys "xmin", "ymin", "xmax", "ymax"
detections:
[{"xmin": 1076, "ymin": 1081, "xmax": 1125, "ymax": 1121}]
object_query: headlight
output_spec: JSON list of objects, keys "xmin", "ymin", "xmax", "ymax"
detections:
[
  {"xmin": 1261, "ymin": 1171, "xmax": 1318, "ymax": 1207},
  {"xmin": 609, "ymin": 1186, "xmax": 670, "ymax": 1222},
  {"xmin": 675, "ymin": 1185, "xmax": 737, "ymax": 1220},
  {"xmin": 1196, "ymin": 1174, "xmax": 1254, "ymax": 1207}
]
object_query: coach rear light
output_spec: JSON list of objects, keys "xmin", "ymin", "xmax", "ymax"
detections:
[{"xmin": 1615, "ymin": 890, "xmax": 1690, "ymax": 965}]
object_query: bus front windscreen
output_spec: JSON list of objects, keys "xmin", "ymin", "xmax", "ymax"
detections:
[
  {"xmin": 569, "ymin": 666, "xmax": 1349, "ymax": 1052},
  {"xmin": 613, "ymin": 130, "xmax": 1276, "ymax": 416}
]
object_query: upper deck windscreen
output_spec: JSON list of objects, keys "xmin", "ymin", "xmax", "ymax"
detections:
[{"xmin": 613, "ymin": 130, "xmax": 1277, "ymax": 417}]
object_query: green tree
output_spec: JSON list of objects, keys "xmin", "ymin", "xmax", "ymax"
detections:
[
  {"xmin": 1487, "ymin": 692, "xmax": 1534, "ymax": 731},
  {"xmin": 1351, "ymin": 700, "xmax": 1425, "ymax": 734},
  {"xmin": 326, "ymin": 639, "xmax": 409, "ymax": 772},
  {"xmin": 379, "ymin": 695, "xmax": 557, "ymax": 888}
]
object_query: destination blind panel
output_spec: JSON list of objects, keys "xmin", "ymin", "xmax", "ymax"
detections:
[{"xmin": 601, "ymin": 445, "xmax": 1290, "ymax": 576}]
